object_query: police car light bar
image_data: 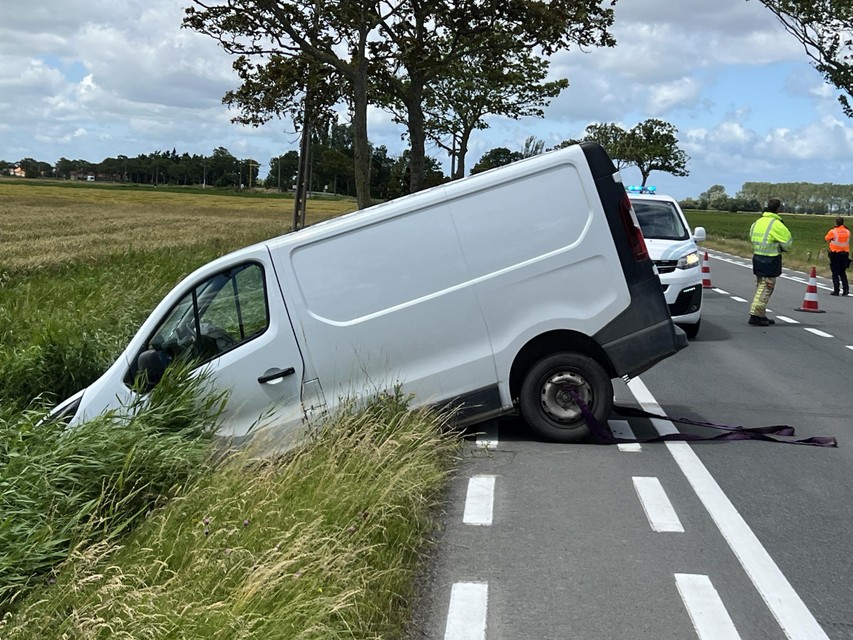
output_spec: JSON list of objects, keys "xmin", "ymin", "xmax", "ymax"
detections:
[{"xmin": 627, "ymin": 185, "xmax": 657, "ymax": 194}]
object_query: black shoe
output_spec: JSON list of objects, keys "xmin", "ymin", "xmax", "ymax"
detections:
[
  {"xmin": 748, "ymin": 315, "xmax": 770, "ymax": 326},
  {"xmin": 831, "ymin": 291, "xmax": 840, "ymax": 296},
  {"xmin": 766, "ymin": 318, "xmax": 775, "ymax": 324},
  {"xmin": 844, "ymin": 291, "xmax": 849, "ymax": 296}
]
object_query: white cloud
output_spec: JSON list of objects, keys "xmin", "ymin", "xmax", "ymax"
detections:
[{"xmin": 1, "ymin": 0, "xmax": 852, "ymax": 197}]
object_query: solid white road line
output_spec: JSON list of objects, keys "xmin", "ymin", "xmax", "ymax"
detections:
[
  {"xmin": 633, "ymin": 476, "xmax": 684, "ymax": 533},
  {"xmin": 804, "ymin": 328, "xmax": 834, "ymax": 338},
  {"xmin": 463, "ymin": 475, "xmax": 495, "ymax": 526},
  {"xmin": 675, "ymin": 574, "xmax": 742, "ymax": 640},
  {"xmin": 444, "ymin": 582, "xmax": 488, "ymax": 640},
  {"xmin": 608, "ymin": 419, "xmax": 642, "ymax": 451},
  {"xmin": 628, "ymin": 378, "xmax": 830, "ymax": 640}
]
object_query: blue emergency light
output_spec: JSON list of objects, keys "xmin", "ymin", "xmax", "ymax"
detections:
[{"xmin": 627, "ymin": 185, "xmax": 657, "ymax": 194}]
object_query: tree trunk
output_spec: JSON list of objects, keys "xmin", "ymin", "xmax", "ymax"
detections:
[
  {"xmin": 351, "ymin": 66, "xmax": 372, "ymax": 209},
  {"xmin": 455, "ymin": 130, "xmax": 472, "ymax": 180},
  {"xmin": 406, "ymin": 80, "xmax": 426, "ymax": 193}
]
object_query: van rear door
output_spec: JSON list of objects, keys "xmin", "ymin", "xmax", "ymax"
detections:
[{"xmin": 580, "ymin": 142, "xmax": 687, "ymax": 376}]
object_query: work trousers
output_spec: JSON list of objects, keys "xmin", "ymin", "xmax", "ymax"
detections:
[
  {"xmin": 750, "ymin": 275, "xmax": 776, "ymax": 317},
  {"xmin": 829, "ymin": 251, "xmax": 849, "ymax": 294}
]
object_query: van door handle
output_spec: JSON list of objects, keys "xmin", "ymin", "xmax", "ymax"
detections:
[{"xmin": 257, "ymin": 367, "xmax": 296, "ymax": 384}]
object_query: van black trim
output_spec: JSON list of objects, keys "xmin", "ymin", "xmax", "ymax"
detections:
[
  {"xmin": 433, "ymin": 385, "xmax": 503, "ymax": 426},
  {"xmin": 594, "ymin": 274, "xmax": 688, "ymax": 377}
]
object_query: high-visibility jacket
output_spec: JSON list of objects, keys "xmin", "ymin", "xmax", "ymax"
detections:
[
  {"xmin": 825, "ymin": 225, "xmax": 850, "ymax": 253},
  {"xmin": 750, "ymin": 211, "xmax": 792, "ymax": 277}
]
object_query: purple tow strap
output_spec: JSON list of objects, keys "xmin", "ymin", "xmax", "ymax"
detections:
[{"xmin": 567, "ymin": 390, "xmax": 838, "ymax": 448}]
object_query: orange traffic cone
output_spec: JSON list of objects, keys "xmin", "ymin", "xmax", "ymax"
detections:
[
  {"xmin": 796, "ymin": 267, "xmax": 825, "ymax": 313},
  {"xmin": 701, "ymin": 251, "xmax": 712, "ymax": 288}
]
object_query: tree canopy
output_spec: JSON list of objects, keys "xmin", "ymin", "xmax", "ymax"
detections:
[
  {"xmin": 184, "ymin": 0, "xmax": 617, "ymax": 207},
  {"xmin": 571, "ymin": 119, "xmax": 690, "ymax": 185},
  {"xmin": 754, "ymin": 0, "xmax": 853, "ymax": 117}
]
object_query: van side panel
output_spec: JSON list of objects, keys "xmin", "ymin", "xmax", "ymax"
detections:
[
  {"xmin": 277, "ymin": 200, "xmax": 497, "ymax": 410},
  {"xmin": 447, "ymin": 162, "xmax": 630, "ymax": 405}
]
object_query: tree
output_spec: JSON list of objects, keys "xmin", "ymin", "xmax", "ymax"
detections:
[
  {"xmin": 425, "ymin": 47, "xmax": 568, "ymax": 179},
  {"xmin": 700, "ymin": 184, "xmax": 729, "ymax": 210},
  {"xmin": 385, "ymin": 150, "xmax": 445, "ymax": 199},
  {"xmin": 267, "ymin": 151, "xmax": 299, "ymax": 191},
  {"xmin": 521, "ymin": 136, "xmax": 546, "ymax": 158},
  {"xmin": 373, "ymin": 0, "xmax": 615, "ymax": 192},
  {"xmin": 471, "ymin": 147, "xmax": 524, "ymax": 174},
  {"xmin": 624, "ymin": 119, "xmax": 689, "ymax": 186},
  {"xmin": 753, "ymin": 0, "xmax": 853, "ymax": 117},
  {"xmin": 184, "ymin": 0, "xmax": 383, "ymax": 209},
  {"xmin": 579, "ymin": 123, "xmax": 633, "ymax": 170}
]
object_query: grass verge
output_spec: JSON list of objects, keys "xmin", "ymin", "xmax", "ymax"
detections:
[{"xmin": 1, "ymin": 391, "xmax": 460, "ymax": 639}]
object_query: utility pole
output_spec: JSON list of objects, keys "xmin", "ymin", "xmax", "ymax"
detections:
[
  {"xmin": 293, "ymin": 91, "xmax": 313, "ymax": 232},
  {"xmin": 247, "ymin": 160, "xmax": 259, "ymax": 189}
]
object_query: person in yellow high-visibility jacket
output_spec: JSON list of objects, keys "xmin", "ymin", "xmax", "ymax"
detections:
[
  {"xmin": 824, "ymin": 216, "xmax": 850, "ymax": 296},
  {"xmin": 749, "ymin": 198, "xmax": 792, "ymax": 326}
]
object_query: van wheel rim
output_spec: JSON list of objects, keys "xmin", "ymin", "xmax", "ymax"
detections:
[{"xmin": 540, "ymin": 372, "xmax": 591, "ymax": 423}]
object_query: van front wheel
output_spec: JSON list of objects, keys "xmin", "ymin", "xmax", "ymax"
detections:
[{"xmin": 519, "ymin": 353, "xmax": 613, "ymax": 443}]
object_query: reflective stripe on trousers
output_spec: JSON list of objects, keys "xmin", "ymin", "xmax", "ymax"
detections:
[{"xmin": 750, "ymin": 275, "xmax": 776, "ymax": 316}]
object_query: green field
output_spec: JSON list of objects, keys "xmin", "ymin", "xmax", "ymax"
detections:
[{"xmin": 684, "ymin": 209, "xmax": 838, "ymax": 277}]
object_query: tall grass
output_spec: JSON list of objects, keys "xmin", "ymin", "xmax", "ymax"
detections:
[
  {"xmin": 2, "ymin": 393, "xmax": 460, "ymax": 639},
  {"xmin": 0, "ymin": 364, "xmax": 226, "ymax": 613}
]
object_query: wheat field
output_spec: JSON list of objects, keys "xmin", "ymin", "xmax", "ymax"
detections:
[{"xmin": 0, "ymin": 181, "xmax": 357, "ymax": 271}]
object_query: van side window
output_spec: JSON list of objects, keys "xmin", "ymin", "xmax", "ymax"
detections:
[{"xmin": 129, "ymin": 262, "xmax": 269, "ymax": 389}]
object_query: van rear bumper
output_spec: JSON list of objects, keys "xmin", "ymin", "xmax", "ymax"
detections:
[
  {"xmin": 595, "ymin": 276, "xmax": 689, "ymax": 379},
  {"xmin": 601, "ymin": 318, "xmax": 687, "ymax": 379}
]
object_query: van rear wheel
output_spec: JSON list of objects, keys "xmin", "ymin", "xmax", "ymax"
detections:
[{"xmin": 519, "ymin": 353, "xmax": 613, "ymax": 443}]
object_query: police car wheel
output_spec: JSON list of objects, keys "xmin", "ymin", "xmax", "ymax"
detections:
[
  {"xmin": 681, "ymin": 319, "xmax": 701, "ymax": 339},
  {"xmin": 519, "ymin": 352, "xmax": 613, "ymax": 443}
]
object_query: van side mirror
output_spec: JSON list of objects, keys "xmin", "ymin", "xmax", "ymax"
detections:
[
  {"xmin": 136, "ymin": 349, "xmax": 169, "ymax": 392},
  {"xmin": 692, "ymin": 226, "xmax": 706, "ymax": 243}
]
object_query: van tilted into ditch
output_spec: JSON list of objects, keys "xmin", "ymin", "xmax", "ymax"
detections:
[{"xmin": 52, "ymin": 142, "xmax": 687, "ymax": 445}]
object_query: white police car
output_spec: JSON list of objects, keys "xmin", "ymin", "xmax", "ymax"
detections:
[{"xmin": 627, "ymin": 186, "xmax": 706, "ymax": 338}]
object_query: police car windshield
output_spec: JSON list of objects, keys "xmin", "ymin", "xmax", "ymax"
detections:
[{"xmin": 632, "ymin": 201, "xmax": 689, "ymax": 241}]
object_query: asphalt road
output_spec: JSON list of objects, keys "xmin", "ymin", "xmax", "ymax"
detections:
[{"xmin": 409, "ymin": 251, "xmax": 853, "ymax": 640}]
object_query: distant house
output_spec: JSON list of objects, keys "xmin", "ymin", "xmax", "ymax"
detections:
[{"xmin": 10, "ymin": 166, "xmax": 25, "ymax": 178}]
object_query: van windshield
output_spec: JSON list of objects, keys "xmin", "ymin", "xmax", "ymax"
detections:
[{"xmin": 632, "ymin": 200, "xmax": 689, "ymax": 241}]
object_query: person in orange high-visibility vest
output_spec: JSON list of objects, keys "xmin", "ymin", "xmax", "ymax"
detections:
[{"xmin": 825, "ymin": 216, "xmax": 850, "ymax": 296}]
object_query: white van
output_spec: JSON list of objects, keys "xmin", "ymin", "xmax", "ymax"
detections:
[
  {"xmin": 52, "ymin": 143, "xmax": 687, "ymax": 444},
  {"xmin": 628, "ymin": 188, "xmax": 706, "ymax": 338}
]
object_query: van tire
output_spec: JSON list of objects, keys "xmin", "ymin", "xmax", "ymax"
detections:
[{"xmin": 519, "ymin": 353, "xmax": 613, "ymax": 443}]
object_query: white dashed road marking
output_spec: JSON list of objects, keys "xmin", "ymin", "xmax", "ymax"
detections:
[
  {"xmin": 804, "ymin": 328, "xmax": 834, "ymax": 338},
  {"xmin": 730, "ymin": 296, "xmax": 748, "ymax": 303},
  {"xmin": 475, "ymin": 422, "xmax": 498, "ymax": 449},
  {"xmin": 609, "ymin": 419, "xmax": 642, "ymax": 451},
  {"xmin": 633, "ymin": 476, "xmax": 684, "ymax": 533},
  {"xmin": 675, "ymin": 574, "xmax": 742, "ymax": 640},
  {"xmin": 463, "ymin": 475, "xmax": 495, "ymax": 526},
  {"xmin": 444, "ymin": 582, "xmax": 488, "ymax": 640}
]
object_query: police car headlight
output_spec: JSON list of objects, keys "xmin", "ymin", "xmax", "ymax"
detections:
[{"xmin": 676, "ymin": 251, "xmax": 700, "ymax": 270}]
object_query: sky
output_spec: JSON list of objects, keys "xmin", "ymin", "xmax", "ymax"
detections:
[{"xmin": 2, "ymin": 0, "xmax": 853, "ymax": 200}]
